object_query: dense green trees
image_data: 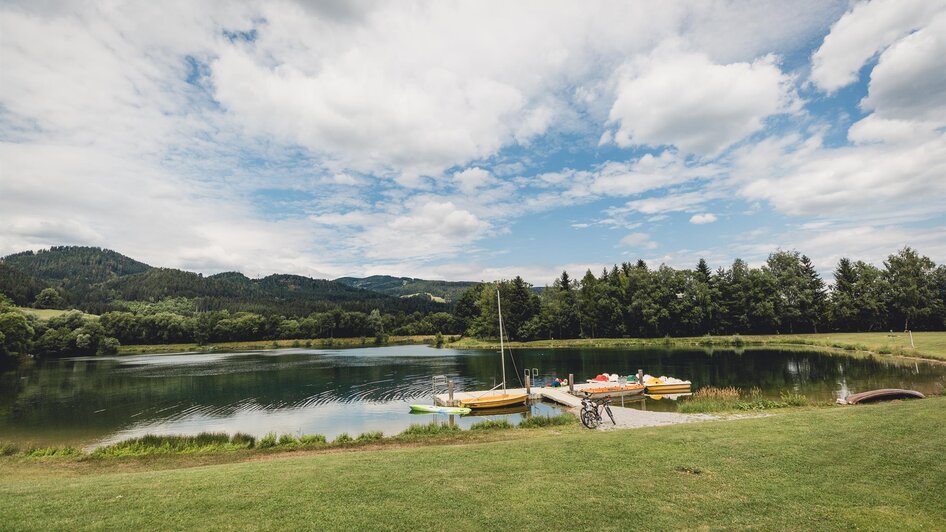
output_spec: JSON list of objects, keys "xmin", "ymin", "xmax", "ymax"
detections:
[
  {"xmin": 456, "ymin": 247, "xmax": 946, "ymax": 340},
  {"xmin": 0, "ymin": 295, "xmax": 34, "ymax": 363},
  {"xmin": 33, "ymin": 288, "xmax": 65, "ymax": 309},
  {"xmin": 2, "ymin": 246, "xmax": 943, "ymax": 359}
]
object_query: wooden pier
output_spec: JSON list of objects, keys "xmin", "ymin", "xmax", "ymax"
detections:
[{"xmin": 433, "ymin": 375, "xmax": 638, "ymax": 409}]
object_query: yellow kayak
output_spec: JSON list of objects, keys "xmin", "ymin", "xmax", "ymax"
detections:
[{"xmin": 459, "ymin": 393, "xmax": 528, "ymax": 409}]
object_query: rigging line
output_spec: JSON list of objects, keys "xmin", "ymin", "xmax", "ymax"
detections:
[{"xmin": 509, "ymin": 345, "xmax": 524, "ymax": 388}]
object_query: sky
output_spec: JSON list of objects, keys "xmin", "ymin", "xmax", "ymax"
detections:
[{"xmin": 1, "ymin": 0, "xmax": 945, "ymax": 284}]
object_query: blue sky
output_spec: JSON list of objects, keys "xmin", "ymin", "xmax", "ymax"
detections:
[{"xmin": 1, "ymin": 0, "xmax": 945, "ymax": 284}]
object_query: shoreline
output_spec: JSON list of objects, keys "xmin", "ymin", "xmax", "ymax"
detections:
[{"xmin": 109, "ymin": 332, "xmax": 946, "ymax": 365}]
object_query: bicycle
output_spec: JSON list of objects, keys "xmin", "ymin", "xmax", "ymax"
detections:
[{"xmin": 580, "ymin": 393, "xmax": 615, "ymax": 429}]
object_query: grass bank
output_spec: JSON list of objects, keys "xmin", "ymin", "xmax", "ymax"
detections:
[
  {"xmin": 1, "ymin": 398, "xmax": 943, "ymax": 529},
  {"xmin": 117, "ymin": 335, "xmax": 439, "ymax": 354},
  {"xmin": 450, "ymin": 331, "xmax": 946, "ymax": 362}
]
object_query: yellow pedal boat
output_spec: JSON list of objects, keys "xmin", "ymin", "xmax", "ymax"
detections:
[{"xmin": 459, "ymin": 392, "xmax": 528, "ymax": 410}]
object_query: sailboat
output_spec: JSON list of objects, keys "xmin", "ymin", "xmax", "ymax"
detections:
[{"xmin": 459, "ymin": 289, "xmax": 528, "ymax": 410}]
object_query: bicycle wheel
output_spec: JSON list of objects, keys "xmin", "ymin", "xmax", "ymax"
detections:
[
  {"xmin": 581, "ymin": 409, "xmax": 599, "ymax": 429},
  {"xmin": 605, "ymin": 405, "xmax": 616, "ymax": 425}
]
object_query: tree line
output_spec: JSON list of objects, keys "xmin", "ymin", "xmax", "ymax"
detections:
[
  {"xmin": 455, "ymin": 247, "xmax": 946, "ymax": 341},
  {"xmin": 1, "ymin": 246, "xmax": 943, "ymax": 363},
  {"xmin": 0, "ymin": 295, "xmax": 461, "ymax": 362}
]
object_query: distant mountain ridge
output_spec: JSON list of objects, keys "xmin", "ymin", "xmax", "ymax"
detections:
[
  {"xmin": 334, "ymin": 275, "xmax": 478, "ymax": 302},
  {"xmin": 0, "ymin": 246, "xmax": 450, "ymax": 315}
]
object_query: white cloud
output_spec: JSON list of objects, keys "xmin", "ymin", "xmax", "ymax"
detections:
[
  {"xmin": 689, "ymin": 213, "xmax": 718, "ymax": 225},
  {"xmin": 736, "ymin": 133, "xmax": 946, "ymax": 222},
  {"xmin": 452, "ymin": 167, "xmax": 495, "ymax": 194},
  {"xmin": 860, "ymin": 12, "xmax": 946, "ymax": 124},
  {"xmin": 619, "ymin": 232, "xmax": 657, "ymax": 250},
  {"xmin": 6, "ymin": 0, "xmax": 938, "ymax": 284},
  {"xmin": 619, "ymin": 189, "xmax": 721, "ymax": 215},
  {"xmin": 607, "ymin": 46, "xmax": 797, "ymax": 156},
  {"xmin": 810, "ymin": 0, "xmax": 944, "ymax": 93}
]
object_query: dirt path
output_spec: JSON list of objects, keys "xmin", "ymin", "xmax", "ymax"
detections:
[{"xmin": 576, "ymin": 405, "xmax": 717, "ymax": 430}]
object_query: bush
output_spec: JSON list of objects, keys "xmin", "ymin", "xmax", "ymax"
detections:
[
  {"xmin": 518, "ymin": 414, "xmax": 575, "ymax": 428},
  {"xmin": 469, "ymin": 419, "xmax": 513, "ymax": 431},
  {"xmin": 299, "ymin": 434, "xmax": 327, "ymax": 447},
  {"xmin": 96, "ymin": 336, "xmax": 120, "ymax": 355},
  {"xmin": 333, "ymin": 433, "xmax": 353, "ymax": 444},
  {"xmin": 277, "ymin": 434, "xmax": 297, "ymax": 447},
  {"xmin": 230, "ymin": 432, "xmax": 256, "ymax": 448},
  {"xmin": 257, "ymin": 433, "xmax": 278, "ymax": 449}
]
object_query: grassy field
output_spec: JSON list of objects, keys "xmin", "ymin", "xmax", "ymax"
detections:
[
  {"xmin": 450, "ymin": 331, "xmax": 946, "ymax": 362},
  {"xmin": 14, "ymin": 307, "xmax": 95, "ymax": 320},
  {"xmin": 117, "ymin": 335, "xmax": 439, "ymax": 354},
  {"xmin": 1, "ymin": 398, "xmax": 943, "ymax": 530}
]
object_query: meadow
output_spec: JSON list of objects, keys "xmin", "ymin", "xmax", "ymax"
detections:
[{"xmin": 1, "ymin": 398, "xmax": 943, "ymax": 530}]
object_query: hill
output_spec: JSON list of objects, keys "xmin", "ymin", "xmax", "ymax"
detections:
[
  {"xmin": 0, "ymin": 263, "xmax": 49, "ymax": 306},
  {"xmin": 1, "ymin": 247, "xmax": 446, "ymax": 316},
  {"xmin": 335, "ymin": 275, "xmax": 478, "ymax": 302}
]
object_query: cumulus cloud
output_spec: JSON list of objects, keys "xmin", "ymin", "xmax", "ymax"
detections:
[
  {"xmin": 689, "ymin": 213, "xmax": 718, "ymax": 225},
  {"xmin": 4, "ymin": 0, "xmax": 941, "ymax": 283},
  {"xmin": 607, "ymin": 46, "xmax": 797, "ymax": 156},
  {"xmin": 810, "ymin": 0, "xmax": 943, "ymax": 93},
  {"xmin": 860, "ymin": 12, "xmax": 946, "ymax": 124}
]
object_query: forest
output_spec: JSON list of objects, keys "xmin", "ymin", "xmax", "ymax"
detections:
[{"xmin": 0, "ymin": 245, "xmax": 944, "ymax": 361}]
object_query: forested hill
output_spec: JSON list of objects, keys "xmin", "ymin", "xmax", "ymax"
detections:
[
  {"xmin": 334, "ymin": 275, "xmax": 478, "ymax": 302},
  {"xmin": 0, "ymin": 246, "xmax": 446, "ymax": 315}
]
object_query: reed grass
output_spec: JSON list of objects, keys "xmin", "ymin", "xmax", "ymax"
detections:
[
  {"xmin": 518, "ymin": 414, "xmax": 576, "ymax": 428},
  {"xmin": 469, "ymin": 419, "xmax": 513, "ymax": 431},
  {"xmin": 398, "ymin": 422, "xmax": 461, "ymax": 437},
  {"xmin": 678, "ymin": 386, "xmax": 811, "ymax": 413}
]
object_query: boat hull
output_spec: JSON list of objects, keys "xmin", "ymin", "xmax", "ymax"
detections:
[
  {"xmin": 410, "ymin": 405, "xmax": 472, "ymax": 414},
  {"xmin": 645, "ymin": 382, "xmax": 692, "ymax": 394},
  {"xmin": 578, "ymin": 385, "xmax": 645, "ymax": 399},
  {"xmin": 459, "ymin": 393, "xmax": 528, "ymax": 409}
]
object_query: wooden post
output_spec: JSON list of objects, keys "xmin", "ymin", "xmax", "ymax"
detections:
[
  {"xmin": 525, "ymin": 373, "xmax": 531, "ymax": 395},
  {"xmin": 448, "ymin": 380, "xmax": 454, "ymax": 406},
  {"xmin": 568, "ymin": 374, "xmax": 574, "ymax": 393}
]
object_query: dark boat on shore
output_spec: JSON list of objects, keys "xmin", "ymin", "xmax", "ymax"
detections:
[{"xmin": 844, "ymin": 389, "xmax": 925, "ymax": 404}]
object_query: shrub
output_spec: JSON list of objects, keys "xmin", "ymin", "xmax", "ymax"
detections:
[
  {"xmin": 277, "ymin": 434, "xmax": 298, "ymax": 447},
  {"xmin": 257, "ymin": 433, "xmax": 278, "ymax": 449},
  {"xmin": 518, "ymin": 414, "xmax": 575, "ymax": 428},
  {"xmin": 230, "ymin": 432, "xmax": 256, "ymax": 448},
  {"xmin": 779, "ymin": 392, "xmax": 809, "ymax": 407},
  {"xmin": 299, "ymin": 434, "xmax": 327, "ymax": 447},
  {"xmin": 333, "ymin": 433, "xmax": 353, "ymax": 444},
  {"xmin": 469, "ymin": 419, "xmax": 513, "ymax": 431}
]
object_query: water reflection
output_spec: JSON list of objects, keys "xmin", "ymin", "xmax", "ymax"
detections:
[{"xmin": 1, "ymin": 345, "xmax": 943, "ymax": 447}]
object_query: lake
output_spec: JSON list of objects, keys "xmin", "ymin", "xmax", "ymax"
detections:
[{"xmin": 2, "ymin": 345, "xmax": 944, "ymax": 448}]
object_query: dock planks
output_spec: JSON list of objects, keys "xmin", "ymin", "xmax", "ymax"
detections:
[{"xmin": 435, "ymin": 382, "xmax": 627, "ymax": 409}]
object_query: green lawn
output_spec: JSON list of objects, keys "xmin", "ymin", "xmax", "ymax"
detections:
[
  {"xmin": 2, "ymin": 398, "xmax": 944, "ymax": 530},
  {"xmin": 451, "ymin": 331, "xmax": 946, "ymax": 362}
]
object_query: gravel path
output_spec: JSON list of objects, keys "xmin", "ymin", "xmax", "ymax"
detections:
[{"xmin": 576, "ymin": 405, "xmax": 717, "ymax": 430}]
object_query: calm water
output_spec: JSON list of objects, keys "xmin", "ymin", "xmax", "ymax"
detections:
[{"xmin": 2, "ymin": 345, "xmax": 944, "ymax": 447}]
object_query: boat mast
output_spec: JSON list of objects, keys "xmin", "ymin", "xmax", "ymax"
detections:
[{"xmin": 497, "ymin": 288, "xmax": 506, "ymax": 394}]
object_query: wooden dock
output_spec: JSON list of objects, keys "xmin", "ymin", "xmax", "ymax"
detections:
[{"xmin": 434, "ymin": 380, "xmax": 628, "ymax": 409}]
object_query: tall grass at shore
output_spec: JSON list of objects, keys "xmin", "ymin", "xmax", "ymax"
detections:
[{"xmin": 678, "ymin": 386, "xmax": 810, "ymax": 413}]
